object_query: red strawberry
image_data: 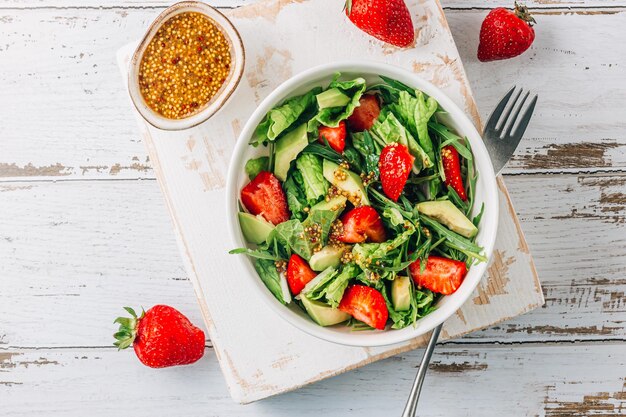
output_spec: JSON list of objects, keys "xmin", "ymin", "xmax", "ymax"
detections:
[
  {"xmin": 114, "ymin": 305, "xmax": 205, "ymax": 368},
  {"xmin": 335, "ymin": 206, "xmax": 387, "ymax": 243},
  {"xmin": 240, "ymin": 171, "xmax": 290, "ymax": 225},
  {"xmin": 339, "ymin": 285, "xmax": 389, "ymax": 330},
  {"xmin": 477, "ymin": 2, "xmax": 536, "ymax": 62},
  {"xmin": 409, "ymin": 256, "xmax": 467, "ymax": 295},
  {"xmin": 286, "ymin": 254, "xmax": 318, "ymax": 295},
  {"xmin": 379, "ymin": 142, "xmax": 414, "ymax": 201},
  {"xmin": 347, "ymin": 94, "xmax": 380, "ymax": 132},
  {"xmin": 318, "ymin": 121, "xmax": 347, "ymax": 153},
  {"xmin": 345, "ymin": 0, "xmax": 415, "ymax": 48},
  {"xmin": 441, "ymin": 145, "xmax": 467, "ymax": 201}
]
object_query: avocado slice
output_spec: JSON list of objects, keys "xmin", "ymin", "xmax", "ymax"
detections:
[
  {"xmin": 310, "ymin": 195, "xmax": 348, "ymax": 220},
  {"xmin": 309, "ymin": 245, "xmax": 346, "ymax": 272},
  {"xmin": 238, "ymin": 212, "xmax": 275, "ymax": 244},
  {"xmin": 322, "ymin": 159, "xmax": 370, "ymax": 206},
  {"xmin": 274, "ymin": 123, "xmax": 309, "ymax": 181},
  {"xmin": 316, "ymin": 88, "xmax": 351, "ymax": 109},
  {"xmin": 416, "ymin": 200, "xmax": 478, "ymax": 238},
  {"xmin": 301, "ymin": 295, "xmax": 350, "ymax": 326},
  {"xmin": 391, "ymin": 275, "xmax": 411, "ymax": 311}
]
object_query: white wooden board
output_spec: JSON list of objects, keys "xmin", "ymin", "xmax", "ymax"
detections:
[{"xmin": 116, "ymin": 0, "xmax": 543, "ymax": 403}]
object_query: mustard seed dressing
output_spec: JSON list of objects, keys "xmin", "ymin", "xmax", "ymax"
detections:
[{"xmin": 138, "ymin": 12, "xmax": 232, "ymax": 119}]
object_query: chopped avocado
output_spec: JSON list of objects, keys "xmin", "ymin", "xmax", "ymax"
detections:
[
  {"xmin": 316, "ymin": 88, "xmax": 351, "ymax": 109},
  {"xmin": 238, "ymin": 212, "xmax": 275, "ymax": 244},
  {"xmin": 310, "ymin": 195, "xmax": 348, "ymax": 220},
  {"xmin": 322, "ymin": 159, "xmax": 370, "ymax": 206},
  {"xmin": 416, "ymin": 200, "xmax": 478, "ymax": 238},
  {"xmin": 274, "ymin": 123, "xmax": 309, "ymax": 181},
  {"xmin": 391, "ymin": 275, "xmax": 412, "ymax": 311},
  {"xmin": 309, "ymin": 245, "xmax": 346, "ymax": 272},
  {"xmin": 301, "ymin": 295, "xmax": 350, "ymax": 326}
]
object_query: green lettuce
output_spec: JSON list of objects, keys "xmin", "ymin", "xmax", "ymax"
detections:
[
  {"xmin": 371, "ymin": 111, "xmax": 432, "ymax": 170},
  {"xmin": 253, "ymin": 88, "xmax": 320, "ymax": 146},
  {"xmin": 283, "ymin": 171, "xmax": 308, "ymax": 221},
  {"xmin": 389, "ymin": 90, "xmax": 438, "ymax": 161},
  {"xmin": 244, "ymin": 156, "xmax": 269, "ymax": 180},
  {"xmin": 295, "ymin": 154, "xmax": 329, "ymax": 203},
  {"xmin": 303, "ymin": 264, "xmax": 360, "ymax": 306},
  {"xmin": 308, "ymin": 76, "xmax": 367, "ymax": 130}
]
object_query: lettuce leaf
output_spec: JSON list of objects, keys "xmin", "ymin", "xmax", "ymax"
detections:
[
  {"xmin": 296, "ymin": 153, "xmax": 329, "ymax": 203},
  {"xmin": 388, "ymin": 90, "xmax": 438, "ymax": 161},
  {"xmin": 371, "ymin": 111, "xmax": 432, "ymax": 170},
  {"xmin": 253, "ymin": 88, "xmax": 320, "ymax": 146},
  {"xmin": 308, "ymin": 76, "xmax": 367, "ymax": 130},
  {"xmin": 283, "ymin": 170, "xmax": 308, "ymax": 221},
  {"xmin": 244, "ymin": 156, "xmax": 269, "ymax": 180},
  {"xmin": 303, "ymin": 263, "xmax": 360, "ymax": 307}
]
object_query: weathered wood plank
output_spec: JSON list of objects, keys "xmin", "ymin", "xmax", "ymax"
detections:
[
  {"xmin": 2, "ymin": 0, "xmax": 625, "ymax": 10},
  {"xmin": 1, "ymin": 173, "xmax": 624, "ymax": 347},
  {"xmin": 0, "ymin": 8, "xmax": 625, "ymax": 181},
  {"xmin": 1, "ymin": 344, "xmax": 625, "ymax": 416}
]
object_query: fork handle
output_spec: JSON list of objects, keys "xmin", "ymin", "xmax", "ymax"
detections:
[{"xmin": 400, "ymin": 323, "xmax": 443, "ymax": 417}]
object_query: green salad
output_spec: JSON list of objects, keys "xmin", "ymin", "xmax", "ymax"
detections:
[{"xmin": 231, "ymin": 74, "xmax": 486, "ymax": 331}]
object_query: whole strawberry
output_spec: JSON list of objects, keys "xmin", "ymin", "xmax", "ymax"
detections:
[
  {"xmin": 345, "ymin": 0, "xmax": 414, "ymax": 48},
  {"xmin": 114, "ymin": 305, "xmax": 205, "ymax": 368},
  {"xmin": 477, "ymin": 2, "xmax": 536, "ymax": 62}
]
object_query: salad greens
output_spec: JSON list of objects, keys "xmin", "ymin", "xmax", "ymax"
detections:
[{"xmin": 231, "ymin": 74, "xmax": 486, "ymax": 331}]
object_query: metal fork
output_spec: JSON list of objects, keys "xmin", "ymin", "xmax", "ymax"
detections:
[{"xmin": 401, "ymin": 87, "xmax": 538, "ymax": 417}]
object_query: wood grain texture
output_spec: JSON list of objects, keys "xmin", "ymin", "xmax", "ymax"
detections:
[
  {"xmin": 2, "ymin": 0, "xmax": 625, "ymax": 9},
  {"xmin": 1, "ymin": 9, "xmax": 625, "ymax": 181},
  {"xmin": 1, "ymin": 175, "xmax": 623, "ymax": 347},
  {"xmin": 1, "ymin": 0, "xmax": 625, "ymax": 413},
  {"xmin": 1, "ymin": 344, "xmax": 625, "ymax": 416},
  {"xmin": 118, "ymin": 0, "xmax": 543, "ymax": 401}
]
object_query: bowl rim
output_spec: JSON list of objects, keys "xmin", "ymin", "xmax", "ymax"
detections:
[
  {"xmin": 127, "ymin": 0, "xmax": 245, "ymax": 131},
  {"xmin": 226, "ymin": 61, "xmax": 499, "ymax": 347}
]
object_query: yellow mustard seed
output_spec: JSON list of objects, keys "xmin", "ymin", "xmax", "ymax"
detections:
[{"xmin": 138, "ymin": 12, "xmax": 232, "ymax": 119}]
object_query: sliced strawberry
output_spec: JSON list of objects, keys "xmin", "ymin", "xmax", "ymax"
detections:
[
  {"xmin": 286, "ymin": 254, "xmax": 317, "ymax": 296},
  {"xmin": 379, "ymin": 142, "xmax": 414, "ymax": 201},
  {"xmin": 318, "ymin": 121, "xmax": 347, "ymax": 153},
  {"xmin": 347, "ymin": 94, "xmax": 380, "ymax": 132},
  {"xmin": 409, "ymin": 256, "xmax": 467, "ymax": 295},
  {"xmin": 335, "ymin": 206, "xmax": 386, "ymax": 243},
  {"xmin": 441, "ymin": 145, "xmax": 467, "ymax": 201},
  {"xmin": 240, "ymin": 171, "xmax": 290, "ymax": 225},
  {"xmin": 338, "ymin": 285, "xmax": 388, "ymax": 330}
]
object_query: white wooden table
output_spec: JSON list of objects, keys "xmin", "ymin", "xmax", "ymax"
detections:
[{"xmin": 1, "ymin": 1, "xmax": 625, "ymax": 415}]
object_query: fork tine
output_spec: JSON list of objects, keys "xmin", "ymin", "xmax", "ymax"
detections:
[
  {"xmin": 496, "ymin": 88, "xmax": 523, "ymax": 132},
  {"xmin": 510, "ymin": 94, "xmax": 538, "ymax": 139},
  {"xmin": 503, "ymin": 90, "xmax": 530, "ymax": 138},
  {"xmin": 484, "ymin": 86, "xmax": 516, "ymax": 132}
]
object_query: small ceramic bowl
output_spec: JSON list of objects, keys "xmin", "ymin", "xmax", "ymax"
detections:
[
  {"xmin": 227, "ymin": 62, "xmax": 499, "ymax": 347},
  {"xmin": 128, "ymin": 1, "xmax": 245, "ymax": 131}
]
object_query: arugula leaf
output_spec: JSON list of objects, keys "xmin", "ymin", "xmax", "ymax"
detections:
[
  {"xmin": 244, "ymin": 156, "xmax": 269, "ymax": 180},
  {"xmin": 380, "ymin": 280, "xmax": 436, "ymax": 329},
  {"xmin": 253, "ymin": 88, "xmax": 320, "ymax": 146},
  {"xmin": 296, "ymin": 154, "xmax": 329, "ymax": 203},
  {"xmin": 351, "ymin": 131, "xmax": 381, "ymax": 178},
  {"xmin": 301, "ymin": 142, "xmax": 343, "ymax": 165},
  {"xmin": 429, "ymin": 122, "xmax": 473, "ymax": 161},
  {"xmin": 254, "ymin": 258, "xmax": 287, "ymax": 305},
  {"xmin": 229, "ymin": 247, "xmax": 279, "ymax": 260}
]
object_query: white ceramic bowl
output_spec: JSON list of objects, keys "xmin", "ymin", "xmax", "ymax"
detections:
[
  {"xmin": 128, "ymin": 1, "xmax": 245, "ymax": 131},
  {"xmin": 227, "ymin": 62, "xmax": 498, "ymax": 347}
]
